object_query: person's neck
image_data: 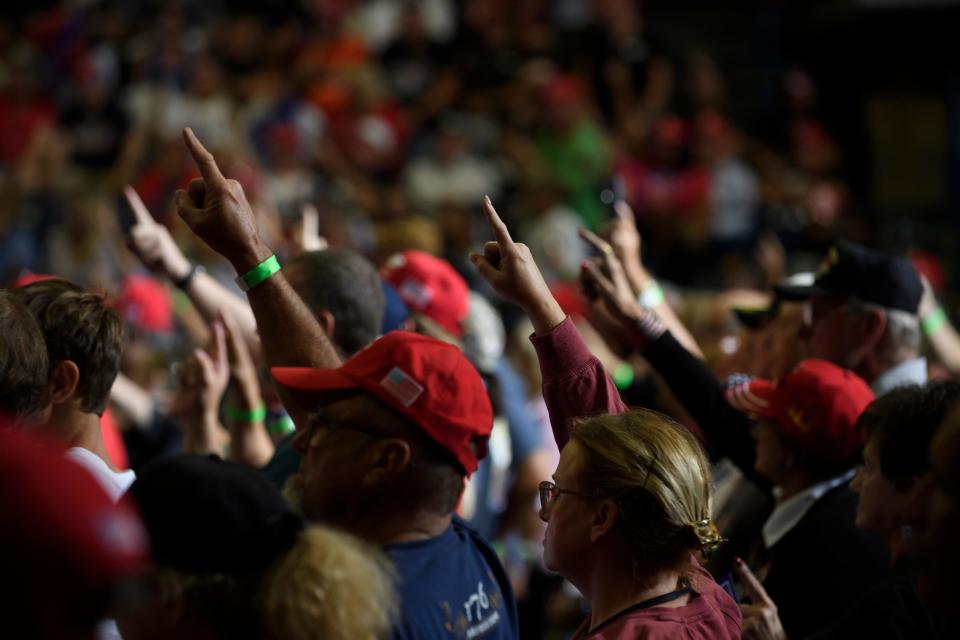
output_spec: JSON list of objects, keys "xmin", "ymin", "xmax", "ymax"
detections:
[
  {"xmin": 858, "ymin": 350, "xmax": 918, "ymax": 387},
  {"xmin": 348, "ymin": 508, "xmax": 453, "ymax": 546},
  {"xmin": 775, "ymin": 469, "xmax": 819, "ymax": 502},
  {"xmin": 581, "ymin": 555, "xmax": 688, "ymax": 632},
  {"xmin": 55, "ymin": 407, "xmax": 115, "ymax": 471}
]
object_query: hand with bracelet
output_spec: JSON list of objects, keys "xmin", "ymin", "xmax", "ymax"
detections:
[
  {"xmin": 174, "ymin": 127, "xmax": 342, "ymax": 429},
  {"xmin": 124, "ymin": 185, "xmax": 194, "ymax": 284},
  {"xmin": 221, "ymin": 311, "xmax": 274, "ymax": 467}
]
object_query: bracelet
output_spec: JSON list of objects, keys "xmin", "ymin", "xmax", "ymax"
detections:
[
  {"xmin": 922, "ymin": 307, "xmax": 947, "ymax": 336},
  {"xmin": 235, "ymin": 255, "xmax": 281, "ymax": 292},
  {"xmin": 226, "ymin": 405, "xmax": 267, "ymax": 423},
  {"xmin": 173, "ymin": 263, "xmax": 204, "ymax": 289},
  {"xmin": 267, "ymin": 415, "xmax": 296, "ymax": 436},
  {"xmin": 637, "ymin": 282, "xmax": 664, "ymax": 309}
]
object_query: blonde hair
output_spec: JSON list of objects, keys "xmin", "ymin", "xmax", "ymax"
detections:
[
  {"xmin": 153, "ymin": 525, "xmax": 397, "ymax": 640},
  {"xmin": 260, "ymin": 525, "xmax": 398, "ymax": 640},
  {"xmin": 570, "ymin": 409, "xmax": 723, "ymax": 576}
]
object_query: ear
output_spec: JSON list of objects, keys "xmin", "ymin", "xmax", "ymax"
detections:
[
  {"xmin": 361, "ymin": 438, "xmax": 412, "ymax": 486},
  {"xmin": 49, "ymin": 360, "xmax": 80, "ymax": 405},
  {"xmin": 859, "ymin": 307, "xmax": 887, "ymax": 351},
  {"xmin": 901, "ymin": 473, "xmax": 935, "ymax": 525},
  {"xmin": 316, "ymin": 309, "xmax": 337, "ymax": 340},
  {"xmin": 588, "ymin": 498, "xmax": 620, "ymax": 543}
]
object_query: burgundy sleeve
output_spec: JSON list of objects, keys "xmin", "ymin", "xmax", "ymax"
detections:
[{"xmin": 529, "ymin": 317, "xmax": 627, "ymax": 450}]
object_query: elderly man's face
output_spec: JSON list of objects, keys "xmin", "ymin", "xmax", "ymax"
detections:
[
  {"xmin": 804, "ymin": 295, "xmax": 864, "ymax": 369},
  {"xmin": 286, "ymin": 395, "xmax": 394, "ymax": 523}
]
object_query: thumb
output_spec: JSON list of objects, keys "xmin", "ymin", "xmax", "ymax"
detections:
[
  {"xmin": 582, "ymin": 259, "xmax": 618, "ymax": 301},
  {"xmin": 175, "ymin": 189, "xmax": 203, "ymax": 226},
  {"xmin": 469, "ymin": 252, "xmax": 501, "ymax": 284}
]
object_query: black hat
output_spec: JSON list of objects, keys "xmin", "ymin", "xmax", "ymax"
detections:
[
  {"xmin": 127, "ymin": 455, "xmax": 303, "ymax": 575},
  {"xmin": 774, "ymin": 241, "xmax": 922, "ymax": 314},
  {"xmin": 733, "ymin": 273, "xmax": 814, "ymax": 330}
]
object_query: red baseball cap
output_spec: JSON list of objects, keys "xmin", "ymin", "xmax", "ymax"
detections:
[
  {"xmin": 271, "ymin": 331, "xmax": 492, "ymax": 474},
  {"xmin": 115, "ymin": 274, "xmax": 173, "ymax": 334},
  {"xmin": 382, "ymin": 250, "xmax": 470, "ymax": 337},
  {"xmin": 0, "ymin": 425, "xmax": 148, "ymax": 636},
  {"xmin": 725, "ymin": 359, "xmax": 875, "ymax": 465}
]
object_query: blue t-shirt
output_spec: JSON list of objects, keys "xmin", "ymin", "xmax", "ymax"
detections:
[{"xmin": 386, "ymin": 517, "xmax": 519, "ymax": 640}]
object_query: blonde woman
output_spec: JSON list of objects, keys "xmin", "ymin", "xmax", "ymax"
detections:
[
  {"xmin": 120, "ymin": 454, "xmax": 397, "ymax": 640},
  {"xmin": 471, "ymin": 197, "xmax": 740, "ymax": 638}
]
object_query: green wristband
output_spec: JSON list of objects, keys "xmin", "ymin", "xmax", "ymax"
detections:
[
  {"xmin": 638, "ymin": 283, "xmax": 664, "ymax": 310},
  {"xmin": 613, "ymin": 362, "xmax": 635, "ymax": 390},
  {"xmin": 267, "ymin": 415, "xmax": 296, "ymax": 436},
  {"xmin": 226, "ymin": 405, "xmax": 267, "ymax": 423},
  {"xmin": 922, "ymin": 307, "xmax": 947, "ymax": 336},
  {"xmin": 235, "ymin": 255, "xmax": 281, "ymax": 292}
]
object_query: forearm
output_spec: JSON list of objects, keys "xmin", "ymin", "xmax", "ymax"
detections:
[
  {"xmin": 626, "ymin": 264, "xmax": 704, "ymax": 360},
  {"xmin": 531, "ymin": 317, "xmax": 627, "ymax": 449},
  {"xmin": 225, "ymin": 382, "xmax": 274, "ymax": 468},
  {"xmin": 110, "ymin": 373, "xmax": 154, "ymax": 430},
  {"xmin": 185, "ymin": 272, "xmax": 259, "ymax": 355},
  {"xmin": 184, "ymin": 411, "xmax": 227, "ymax": 457}
]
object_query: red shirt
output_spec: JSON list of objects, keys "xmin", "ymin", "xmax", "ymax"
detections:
[{"xmin": 572, "ymin": 562, "xmax": 741, "ymax": 639}]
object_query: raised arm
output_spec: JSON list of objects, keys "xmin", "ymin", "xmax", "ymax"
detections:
[
  {"xmin": 469, "ymin": 197, "xmax": 625, "ymax": 449},
  {"xmin": 173, "ymin": 128, "xmax": 340, "ymax": 427},
  {"xmin": 124, "ymin": 185, "xmax": 260, "ymax": 354},
  {"xmin": 601, "ymin": 200, "xmax": 704, "ymax": 358},
  {"xmin": 580, "ymin": 241, "xmax": 764, "ymax": 484}
]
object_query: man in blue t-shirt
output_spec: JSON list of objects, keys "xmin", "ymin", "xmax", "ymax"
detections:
[
  {"xmin": 173, "ymin": 128, "xmax": 517, "ymax": 639},
  {"xmin": 273, "ymin": 332, "xmax": 519, "ymax": 639}
]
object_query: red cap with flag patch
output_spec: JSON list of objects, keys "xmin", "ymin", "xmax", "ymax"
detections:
[
  {"xmin": 271, "ymin": 331, "xmax": 492, "ymax": 474},
  {"xmin": 725, "ymin": 358, "xmax": 875, "ymax": 465},
  {"xmin": 382, "ymin": 250, "xmax": 470, "ymax": 337}
]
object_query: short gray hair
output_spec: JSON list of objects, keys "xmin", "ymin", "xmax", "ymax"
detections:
[{"xmin": 846, "ymin": 299, "xmax": 920, "ymax": 361}]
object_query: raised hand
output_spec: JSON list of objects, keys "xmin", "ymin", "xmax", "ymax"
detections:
[
  {"xmin": 469, "ymin": 196, "xmax": 565, "ymax": 335},
  {"xmin": 601, "ymin": 200, "xmax": 648, "ymax": 295},
  {"xmin": 124, "ymin": 185, "xmax": 191, "ymax": 281},
  {"xmin": 221, "ymin": 311, "xmax": 261, "ymax": 400},
  {"xmin": 734, "ymin": 558, "xmax": 788, "ymax": 640},
  {"xmin": 578, "ymin": 228, "xmax": 646, "ymax": 326},
  {"xmin": 172, "ymin": 321, "xmax": 230, "ymax": 456},
  {"xmin": 175, "ymin": 128, "xmax": 270, "ymax": 271},
  {"xmin": 296, "ymin": 203, "xmax": 329, "ymax": 253}
]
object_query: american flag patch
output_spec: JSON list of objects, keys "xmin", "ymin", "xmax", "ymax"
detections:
[{"xmin": 380, "ymin": 367, "xmax": 425, "ymax": 407}]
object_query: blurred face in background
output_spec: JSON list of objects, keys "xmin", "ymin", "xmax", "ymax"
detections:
[
  {"xmin": 850, "ymin": 436, "xmax": 907, "ymax": 532},
  {"xmin": 751, "ymin": 419, "xmax": 790, "ymax": 485},
  {"xmin": 804, "ymin": 295, "xmax": 863, "ymax": 369}
]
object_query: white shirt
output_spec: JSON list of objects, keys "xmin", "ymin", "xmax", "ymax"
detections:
[
  {"xmin": 66, "ymin": 447, "xmax": 136, "ymax": 503},
  {"xmin": 762, "ymin": 469, "xmax": 856, "ymax": 549},
  {"xmin": 871, "ymin": 356, "xmax": 927, "ymax": 396}
]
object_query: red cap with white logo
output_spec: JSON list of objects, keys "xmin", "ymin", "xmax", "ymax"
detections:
[
  {"xmin": 272, "ymin": 331, "xmax": 492, "ymax": 474},
  {"xmin": 382, "ymin": 250, "xmax": 470, "ymax": 337}
]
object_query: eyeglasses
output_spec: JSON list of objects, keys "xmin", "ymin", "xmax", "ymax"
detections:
[
  {"xmin": 296, "ymin": 413, "xmax": 385, "ymax": 449},
  {"xmin": 538, "ymin": 480, "xmax": 595, "ymax": 511}
]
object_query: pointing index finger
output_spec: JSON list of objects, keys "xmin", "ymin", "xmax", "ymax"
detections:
[
  {"xmin": 734, "ymin": 559, "xmax": 774, "ymax": 607},
  {"xmin": 123, "ymin": 185, "xmax": 156, "ymax": 229},
  {"xmin": 482, "ymin": 196, "xmax": 517, "ymax": 254},
  {"xmin": 182, "ymin": 127, "xmax": 226, "ymax": 184}
]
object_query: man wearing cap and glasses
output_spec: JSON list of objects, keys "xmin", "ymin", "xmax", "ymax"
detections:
[
  {"xmin": 171, "ymin": 128, "xmax": 518, "ymax": 639},
  {"xmin": 775, "ymin": 241, "xmax": 926, "ymax": 395}
]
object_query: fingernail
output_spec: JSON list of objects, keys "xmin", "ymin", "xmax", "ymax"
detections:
[{"xmin": 734, "ymin": 556, "xmax": 743, "ymax": 566}]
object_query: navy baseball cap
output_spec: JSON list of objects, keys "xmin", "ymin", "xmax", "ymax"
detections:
[{"xmin": 774, "ymin": 241, "xmax": 922, "ymax": 314}]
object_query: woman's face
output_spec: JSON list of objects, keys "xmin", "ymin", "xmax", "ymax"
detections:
[
  {"xmin": 850, "ymin": 436, "xmax": 907, "ymax": 533},
  {"xmin": 751, "ymin": 420, "xmax": 790, "ymax": 484},
  {"xmin": 539, "ymin": 441, "xmax": 596, "ymax": 580}
]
